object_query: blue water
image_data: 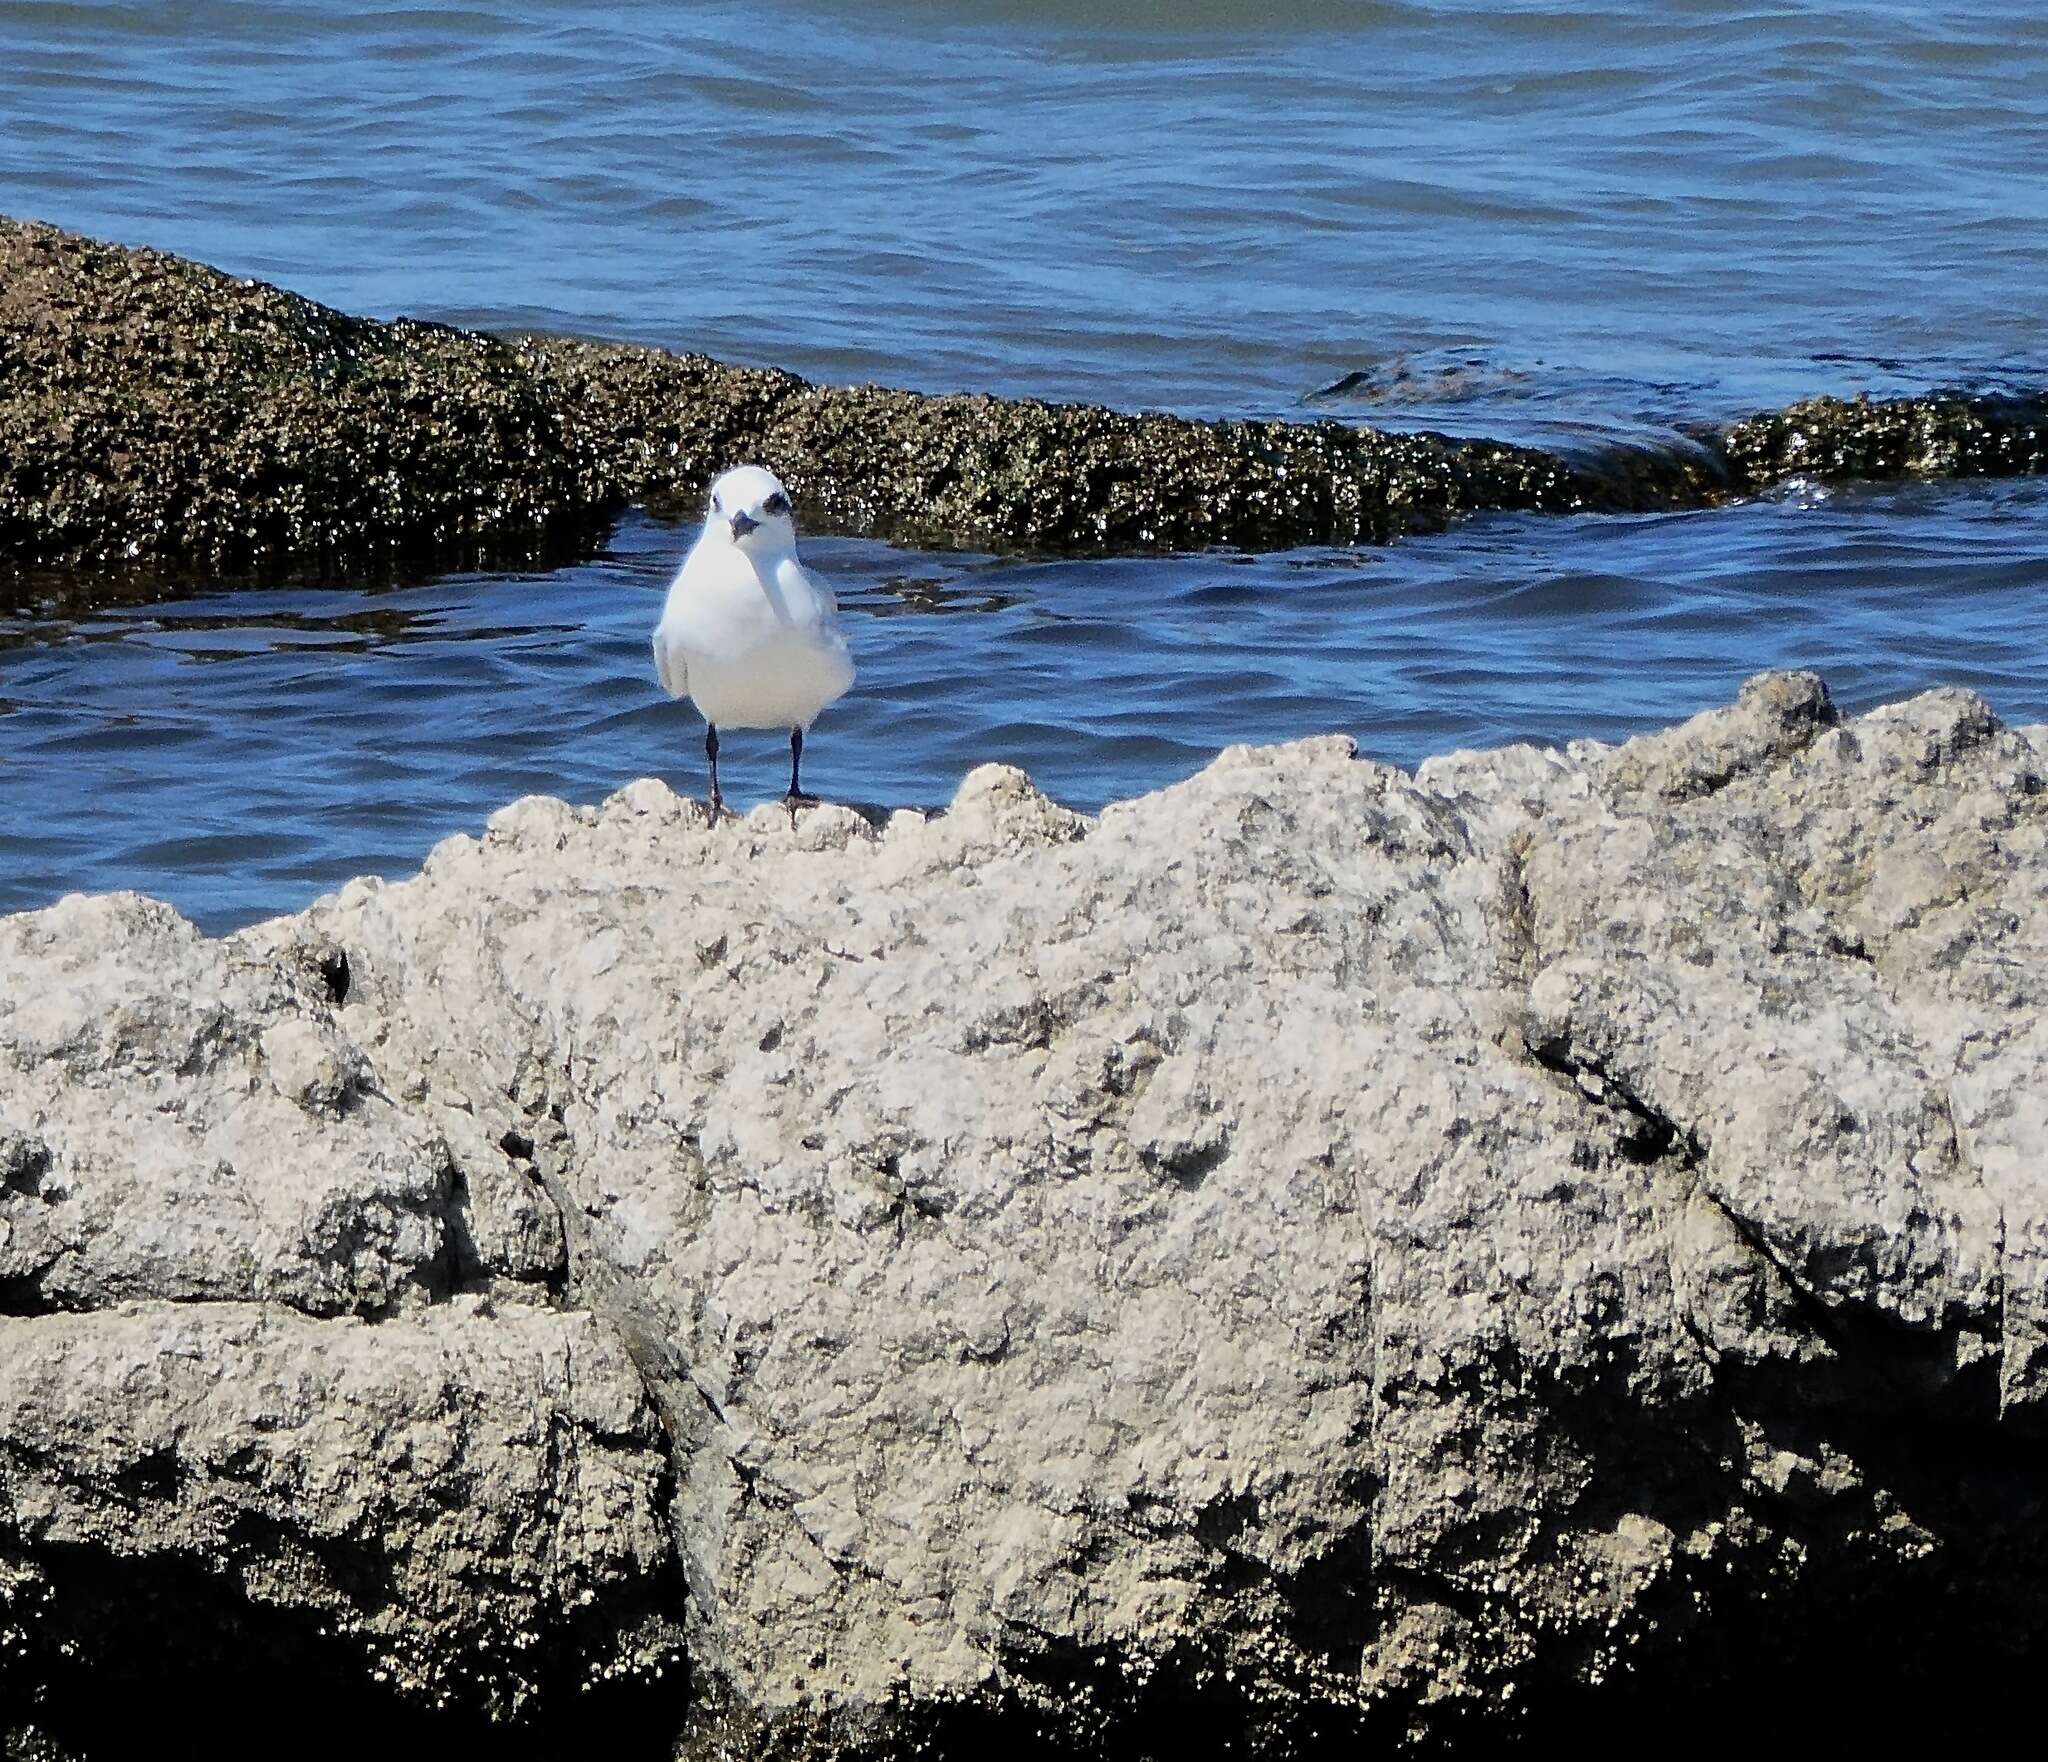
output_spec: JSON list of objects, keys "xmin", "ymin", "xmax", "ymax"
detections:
[
  {"xmin": 7, "ymin": 0, "xmax": 2047, "ymax": 427},
  {"xmin": 8, "ymin": 477, "xmax": 2046, "ymax": 932},
  {"xmin": 3, "ymin": 2, "xmax": 2047, "ymax": 929}
]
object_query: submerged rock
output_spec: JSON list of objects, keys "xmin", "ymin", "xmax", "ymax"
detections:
[
  {"xmin": 3, "ymin": 674, "xmax": 2045, "ymax": 1753},
  {"xmin": 3, "ymin": 215, "xmax": 2044, "ymax": 577}
]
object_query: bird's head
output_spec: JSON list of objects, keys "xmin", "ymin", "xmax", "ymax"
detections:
[{"xmin": 706, "ymin": 465, "xmax": 799, "ymax": 555}]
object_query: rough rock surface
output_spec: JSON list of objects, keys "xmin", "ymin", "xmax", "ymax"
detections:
[
  {"xmin": 0, "ymin": 898, "xmax": 682, "ymax": 1744},
  {"xmin": 4, "ymin": 673, "xmax": 2046, "ymax": 1753},
  {"xmin": 4, "ymin": 215, "xmax": 2045, "ymax": 577}
]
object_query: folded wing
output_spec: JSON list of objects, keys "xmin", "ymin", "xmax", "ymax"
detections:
[
  {"xmin": 651, "ymin": 627, "xmax": 687, "ymax": 699},
  {"xmin": 793, "ymin": 559, "xmax": 841, "ymax": 618}
]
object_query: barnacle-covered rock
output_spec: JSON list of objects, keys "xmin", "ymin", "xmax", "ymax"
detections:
[{"xmin": 6, "ymin": 216, "xmax": 2042, "ymax": 578}]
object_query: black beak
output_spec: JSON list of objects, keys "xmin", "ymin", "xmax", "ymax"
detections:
[{"xmin": 730, "ymin": 511, "xmax": 760, "ymax": 540}]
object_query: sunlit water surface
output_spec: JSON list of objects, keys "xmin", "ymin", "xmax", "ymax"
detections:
[{"xmin": 2, "ymin": 1, "xmax": 2046, "ymax": 925}]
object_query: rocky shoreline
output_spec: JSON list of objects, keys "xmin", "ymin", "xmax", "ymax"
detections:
[
  {"xmin": 4, "ymin": 672, "xmax": 2046, "ymax": 1754},
  {"xmin": 4, "ymin": 215, "xmax": 2046, "ymax": 578}
]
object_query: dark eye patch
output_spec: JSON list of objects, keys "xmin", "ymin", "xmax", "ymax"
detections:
[{"xmin": 764, "ymin": 491, "xmax": 791, "ymax": 516}]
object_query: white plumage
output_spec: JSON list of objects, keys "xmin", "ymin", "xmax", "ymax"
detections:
[{"xmin": 652, "ymin": 464, "xmax": 855, "ymax": 811}]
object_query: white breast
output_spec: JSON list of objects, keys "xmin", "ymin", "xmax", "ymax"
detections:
[{"xmin": 652, "ymin": 543, "xmax": 854, "ymax": 731}]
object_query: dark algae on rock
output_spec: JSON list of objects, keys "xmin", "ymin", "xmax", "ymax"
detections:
[
  {"xmin": 1720, "ymin": 390, "xmax": 2048, "ymax": 485},
  {"xmin": 0, "ymin": 216, "xmax": 1628, "ymax": 570},
  {"xmin": 0, "ymin": 218, "xmax": 620, "ymax": 574},
  {"xmin": 5, "ymin": 215, "xmax": 2047, "ymax": 577}
]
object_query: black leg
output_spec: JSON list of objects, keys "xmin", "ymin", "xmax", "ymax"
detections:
[
  {"xmin": 787, "ymin": 726, "xmax": 804, "ymax": 800},
  {"xmin": 704, "ymin": 723, "xmax": 723, "ymax": 822}
]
